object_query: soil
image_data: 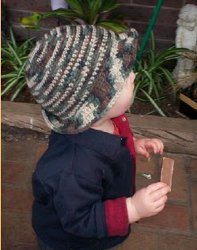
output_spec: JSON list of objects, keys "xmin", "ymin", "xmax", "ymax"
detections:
[
  {"xmin": 2, "ymin": 86, "xmax": 36, "ymax": 104},
  {"xmin": 131, "ymin": 97, "xmax": 181, "ymax": 118}
]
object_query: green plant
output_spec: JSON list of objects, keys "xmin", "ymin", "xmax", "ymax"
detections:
[
  {"xmin": 133, "ymin": 33, "xmax": 188, "ymax": 116},
  {"xmin": 1, "ymin": 29, "xmax": 34, "ymax": 101},
  {"xmin": 20, "ymin": 0, "xmax": 127, "ymax": 33}
]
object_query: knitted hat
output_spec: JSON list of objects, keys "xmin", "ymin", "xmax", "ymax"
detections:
[{"xmin": 26, "ymin": 25, "xmax": 138, "ymax": 134}]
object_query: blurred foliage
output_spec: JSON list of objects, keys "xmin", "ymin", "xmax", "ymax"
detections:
[
  {"xmin": 1, "ymin": 29, "xmax": 34, "ymax": 101},
  {"xmin": 20, "ymin": 0, "xmax": 128, "ymax": 33}
]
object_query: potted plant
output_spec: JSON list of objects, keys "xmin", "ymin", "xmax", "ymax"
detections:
[{"xmin": 20, "ymin": 0, "xmax": 128, "ymax": 33}]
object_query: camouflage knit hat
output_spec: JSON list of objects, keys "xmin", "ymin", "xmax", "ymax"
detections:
[{"xmin": 26, "ymin": 25, "xmax": 138, "ymax": 134}]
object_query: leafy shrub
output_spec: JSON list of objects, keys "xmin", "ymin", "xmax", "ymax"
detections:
[
  {"xmin": 1, "ymin": 29, "xmax": 34, "ymax": 101},
  {"xmin": 133, "ymin": 33, "xmax": 188, "ymax": 116},
  {"xmin": 20, "ymin": 0, "xmax": 127, "ymax": 33}
]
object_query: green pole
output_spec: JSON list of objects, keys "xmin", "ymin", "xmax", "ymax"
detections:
[{"xmin": 135, "ymin": 0, "xmax": 164, "ymax": 70}]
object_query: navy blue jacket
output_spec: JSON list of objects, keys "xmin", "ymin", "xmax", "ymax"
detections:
[{"xmin": 32, "ymin": 126, "xmax": 135, "ymax": 249}]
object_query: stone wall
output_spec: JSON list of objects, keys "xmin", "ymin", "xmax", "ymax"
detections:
[{"xmin": 3, "ymin": 0, "xmax": 197, "ymax": 49}]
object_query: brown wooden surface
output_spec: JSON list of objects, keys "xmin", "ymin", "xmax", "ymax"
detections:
[
  {"xmin": 179, "ymin": 93, "xmax": 197, "ymax": 110},
  {"xmin": 2, "ymin": 101, "xmax": 50, "ymax": 134},
  {"xmin": 2, "ymin": 101, "xmax": 197, "ymax": 156}
]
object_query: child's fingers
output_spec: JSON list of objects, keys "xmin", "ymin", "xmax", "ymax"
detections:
[
  {"xmin": 154, "ymin": 140, "xmax": 164, "ymax": 154},
  {"xmin": 157, "ymin": 140, "xmax": 164, "ymax": 154},
  {"xmin": 147, "ymin": 139, "xmax": 164, "ymax": 154},
  {"xmin": 157, "ymin": 140, "xmax": 164, "ymax": 153},
  {"xmin": 147, "ymin": 182, "xmax": 170, "ymax": 196},
  {"xmin": 147, "ymin": 182, "xmax": 167, "ymax": 193},
  {"xmin": 155, "ymin": 195, "xmax": 168, "ymax": 207},
  {"xmin": 135, "ymin": 138, "xmax": 164, "ymax": 157},
  {"xmin": 151, "ymin": 187, "xmax": 169, "ymax": 202},
  {"xmin": 155, "ymin": 203, "xmax": 165, "ymax": 212},
  {"xmin": 144, "ymin": 140, "xmax": 158, "ymax": 154},
  {"xmin": 137, "ymin": 146, "xmax": 150, "ymax": 158}
]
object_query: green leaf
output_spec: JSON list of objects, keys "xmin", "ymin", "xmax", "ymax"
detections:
[
  {"xmin": 20, "ymin": 37, "xmax": 34, "ymax": 48},
  {"xmin": 142, "ymin": 69, "xmax": 160, "ymax": 99},
  {"xmin": 1, "ymin": 73, "xmax": 17, "ymax": 79},
  {"xmin": 141, "ymin": 69, "xmax": 154, "ymax": 95},
  {"xmin": 43, "ymin": 9, "xmax": 77, "ymax": 19},
  {"xmin": 148, "ymin": 49, "xmax": 155, "ymax": 66},
  {"xmin": 3, "ymin": 77, "xmax": 17, "ymax": 85},
  {"xmin": 100, "ymin": 0, "xmax": 119, "ymax": 13},
  {"xmin": 141, "ymin": 89, "xmax": 166, "ymax": 116},
  {"xmin": 155, "ymin": 47, "xmax": 188, "ymax": 64},
  {"xmin": 20, "ymin": 12, "xmax": 42, "ymax": 29},
  {"xmin": 10, "ymin": 81, "xmax": 26, "ymax": 101},
  {"xmin": 1, "ymin": 78, "xmax": 18, "ymax": 96},
  {"xmin": 133, "ymin": 80, "xmax": 141, "ymax": 100},
  {"xmin": 7, "ymin": 43, "xmax": 22, "ymax": 66},
  {"xmin": 1, "ymin": 47, "xmax": 12, "ymax": 57},
  {"xmin": 88, "ymin": 0, "xmax": 102, "ymax": 24},
  {"xmin": 16, "ymin": 61, "xmax": 27, "ymax": 80},
  {"xmin": 98, "ymin": 21, "xmax": 127, "ymax": 33},
  {"xmin": 1, "ymin": 28, "xmax": 34, "ymax": 100},
  {"xmin": 159, "ymin": 67, "xmax": 176, "ymax": 97},
  {"xmin": 9, "ymin": 28, "xmax": 17, "ymax": 49},
  {"xmin": 66, "ymin": 0, "xmax": 84, "ymax": 17}
]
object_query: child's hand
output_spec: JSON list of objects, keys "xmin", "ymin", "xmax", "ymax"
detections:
[
  {"xmin": 126, "ymin": 182, "xmax": 170, "ymax": 223},
  {"xmin": 134, "ymin": 138, "xmax": 164, "ymax": 158}
]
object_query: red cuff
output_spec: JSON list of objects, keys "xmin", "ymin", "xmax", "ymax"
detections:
[{"xmin": 104, "ymin": 197, "xmax": 129, "ymax": 236}]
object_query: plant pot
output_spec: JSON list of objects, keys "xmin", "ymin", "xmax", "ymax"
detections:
[{"xmin": 179, "ymin": 93, "xmax": 197, "ymax": 119}]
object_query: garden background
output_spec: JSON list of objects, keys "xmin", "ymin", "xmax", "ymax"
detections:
[
  {"xmin": 2, "ymin": 0, "xmax": 196, "ymax": 117},
  {"xmin": 3, "ymin": 0, "xmax": 196, "ymax": 48}
]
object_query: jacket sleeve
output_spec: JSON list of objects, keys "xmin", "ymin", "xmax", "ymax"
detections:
[
  {"xmin": 104, "ymin": 198, "xmax": 129, "ymax": 236},
  {"xmin": 53, "ymin": 172, "xmax": 129, "ymax": 238}
]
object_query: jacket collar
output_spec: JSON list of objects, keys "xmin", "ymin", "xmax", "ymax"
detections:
[{"xmin": 51, "ymin": 129, "xmax": 127, "ymax": 161}]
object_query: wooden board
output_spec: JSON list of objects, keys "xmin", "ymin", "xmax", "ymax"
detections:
[
  {"xmin": 2, "ymin": 101, "xmax": 197, "ymax": 156},
  {"xmin": 179, "ymin": 93, "xmax": 197, "ymax": 110},
  {"xmin": 2, "ymin": 101, "xmax": 50, "ymax": 134},
  {"xmin": 127, "ymin": 114, "xmax": 197, "ymax": 156}
]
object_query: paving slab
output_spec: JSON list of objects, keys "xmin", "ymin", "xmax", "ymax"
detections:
[{"xmin": 2, "ymin": 126, "xmax": 197, "ymax": 250}]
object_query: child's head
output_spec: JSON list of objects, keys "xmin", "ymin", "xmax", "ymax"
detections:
[{"xmin": 26, "ymin": 25, "xmax": 138, "ymax": 134}]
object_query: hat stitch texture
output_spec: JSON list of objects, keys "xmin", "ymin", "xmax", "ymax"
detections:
[{"xmin": 26, "ymin": 25, "xmax": 138, "ymax": 134}]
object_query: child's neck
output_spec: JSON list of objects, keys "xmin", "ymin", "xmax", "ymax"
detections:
[{"xmin": 91, "ymin": 118, "xmax": 114, "ymax": 134}]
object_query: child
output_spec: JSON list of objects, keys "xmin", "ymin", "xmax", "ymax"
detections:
[{"xmin": 26, "ymin": 25, "xmax": 170, "ymax": 250}]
